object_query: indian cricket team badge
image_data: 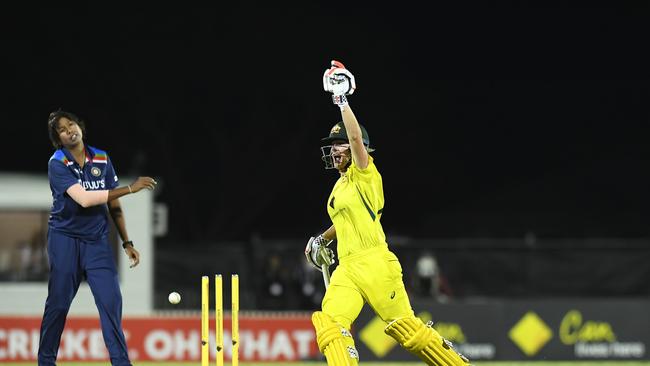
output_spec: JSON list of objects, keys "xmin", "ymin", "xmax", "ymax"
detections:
[{"xmin": 91, "ymin": 166, "xmax": 102, "ymax": 177}]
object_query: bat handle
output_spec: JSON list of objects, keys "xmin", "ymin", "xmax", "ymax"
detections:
[{"xmin": 321, "ymin": 263, "xmax": 331, "ymax": 288}]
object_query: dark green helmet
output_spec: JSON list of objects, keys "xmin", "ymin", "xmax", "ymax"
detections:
[{"xmin": 320, "ymin": 121, "xmax": 375, "ymax": 152}]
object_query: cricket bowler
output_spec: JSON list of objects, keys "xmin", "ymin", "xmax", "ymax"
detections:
[{"xmin": 39, "ymin": 110, "xmax": 156, "ymax": 365}]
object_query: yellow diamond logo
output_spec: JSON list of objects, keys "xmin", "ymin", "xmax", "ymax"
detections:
[
  {"xmin": 509, "ymin": 311, "xmax": 553, "ymax": 356},
  {"xmin": 360, "ymin": 311, "xmax": 432, "ymax": 358}
]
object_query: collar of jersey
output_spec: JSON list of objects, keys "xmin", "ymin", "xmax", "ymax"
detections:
[{"xmin": 61, "ymin": 145, "xmax": 96, "ymax": 166}]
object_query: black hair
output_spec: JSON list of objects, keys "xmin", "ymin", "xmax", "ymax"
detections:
[{"xmin": 47, "ymin": 109, "xmax": 87, "ymax": 149}]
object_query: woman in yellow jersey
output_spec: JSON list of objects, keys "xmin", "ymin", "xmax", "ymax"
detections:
[{"xmin": 305, "ymin": 61, "xmax": 470, "ymax": 366}]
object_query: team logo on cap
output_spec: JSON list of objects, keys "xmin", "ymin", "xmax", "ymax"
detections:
[
  {"xmin": 91, "ymin": 167, "xmax": 102, "ymax": 177},
  {"xmin": 331, "ymin": 124, "xmax": 341, "ymax": 134}
]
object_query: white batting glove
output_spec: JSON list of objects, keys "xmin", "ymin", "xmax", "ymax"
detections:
[
  {"xmin": 305, "ymin": 234, "xmax": 334, "ymax": 271},
  {"xmin": 323, "ymin": 60, "xmax": 356, "ymax": 109}
]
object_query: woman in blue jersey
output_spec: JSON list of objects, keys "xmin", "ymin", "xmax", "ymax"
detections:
[
  {"xmin": 39, "ymin": 109, "xmax": 156, "ymax": 366},
  {"xmin": 305, "ymin": 62, "xmax": 469, "ymax": 366}
]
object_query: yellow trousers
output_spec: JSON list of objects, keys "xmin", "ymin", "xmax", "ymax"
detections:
[{"xmin": 322, "ymin": 246, "xmax": 414, "ymax": 330}]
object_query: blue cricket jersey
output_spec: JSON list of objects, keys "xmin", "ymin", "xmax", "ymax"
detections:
[{"xmin": 48, "ymin": 146, "xmax": 119, "ymax": 239}]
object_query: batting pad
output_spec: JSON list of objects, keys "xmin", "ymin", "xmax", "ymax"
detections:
[
  {"xmin": 312, "ymin": 311, "xmax": 359, "ymax": 366},
  {"xmin": 384, "ymin": 317, "xmax": 470, "ymax": 366}
]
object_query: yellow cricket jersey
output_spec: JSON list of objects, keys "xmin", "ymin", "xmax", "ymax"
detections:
[{"xmin": 327, "ymin": 155, "xmax": 388, "ymax": 259}]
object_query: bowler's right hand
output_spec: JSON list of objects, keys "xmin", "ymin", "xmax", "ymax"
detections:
[{"xmin": 130, "ymin": 177, "xmax": 157, "ymax": 193}]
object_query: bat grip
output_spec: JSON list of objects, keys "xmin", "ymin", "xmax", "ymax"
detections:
[{"xmin": 321, "ymin": 263, "xmax": 331, "ymax": 288}]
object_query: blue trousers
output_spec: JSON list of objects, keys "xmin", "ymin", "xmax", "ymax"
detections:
[{"xmin": 38, "ymin": 229, "xmax": 131, "ymax": 366}]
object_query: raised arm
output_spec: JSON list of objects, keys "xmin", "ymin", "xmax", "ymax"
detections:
[
  {"xmin": 340, "ymin": 105, "xmax": 368, "ymax": 169},
  {"xmin": 323, "ymin": 60, "xmax": 368, "ymax": 169}
]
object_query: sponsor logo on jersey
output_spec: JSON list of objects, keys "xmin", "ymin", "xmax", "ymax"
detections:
[{"xmin": 82, "ymin": 179, "xmax": 106, "ymax": 190}]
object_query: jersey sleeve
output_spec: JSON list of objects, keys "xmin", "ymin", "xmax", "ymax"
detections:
[
  {"xmin": 105, "ymin": 155, "xmax": 119, "ymax": 190},
  {"xmin": 348, "ymin": 155, "xmax": 379, "ymax": 183},
  {"xmin": 48, "ymin": 159, "xmax": 80, "ymax": 194}
]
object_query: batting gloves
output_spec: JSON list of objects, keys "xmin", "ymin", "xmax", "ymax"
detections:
[
  {"xmin": 305, "ymin": 234, "xmax": 335, "ymax": 271},
  {"xmin": 323, "ymin": 60, "xmax": 356, "ymax": 110}
]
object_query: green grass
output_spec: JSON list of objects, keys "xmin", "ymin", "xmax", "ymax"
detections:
[{"xmin": 4, "ymin": 362, "xmax": 649, "ymax": 366}]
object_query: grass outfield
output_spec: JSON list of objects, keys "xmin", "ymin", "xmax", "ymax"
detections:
[{"xmin": 3, "ymin": 362, "xmax": 649, "ymax": 366}]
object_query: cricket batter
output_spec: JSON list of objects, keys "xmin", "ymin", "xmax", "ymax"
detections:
[
  {"xmin": 39, "ymin": 110, "xmax": 156, "ymax": 365},
  {"xmin": 305, "ymin": 61, "xmax": 470, "ymax": 365}
]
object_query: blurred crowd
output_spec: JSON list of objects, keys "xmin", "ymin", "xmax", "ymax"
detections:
[
  {"xmin": 6, "ymin": 234, "xmax": 649, "ymax": 311},
  {"xmin": 256, "ymin": 249, "xmax": 452, "ymax": 311}
]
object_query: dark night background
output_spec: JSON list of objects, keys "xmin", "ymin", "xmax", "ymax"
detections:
[{"xmin": 2, "ymin": 4, "xmax": 648, "ymax": 245}]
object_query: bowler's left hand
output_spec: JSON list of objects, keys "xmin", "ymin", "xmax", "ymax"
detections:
[{"xmin": 124, "ymin": 246, "xmax": 140, "ymax": 268}]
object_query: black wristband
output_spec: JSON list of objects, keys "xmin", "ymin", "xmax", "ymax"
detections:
[{"xmin": 122, "ymin": 240, "xmax": 134, "ymax": 249}]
